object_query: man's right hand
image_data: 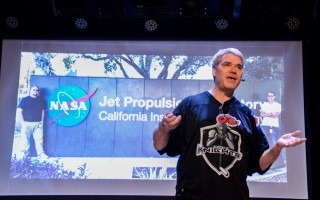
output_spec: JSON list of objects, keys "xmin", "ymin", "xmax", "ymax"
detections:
[{"xmin": 159, "ymin": 112, "xmax": 182, "ymax": 132}]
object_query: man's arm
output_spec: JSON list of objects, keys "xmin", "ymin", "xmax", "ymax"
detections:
[
  {"xmin": 153, "ymin": 122, "xmax": 171, "ymax": 151},
  {"xmin": 153, "ymin": 113, "xmax": 182, "ymax": 151},
  {"xmin": 16, "ymin": 108, "xmax": 25, "ymax": 123},
  {"xmin": 41, "ymin": 109, "xmax": 45, "ymax": 122},
  {"xmin": 259, "ymin": 130, "xmax": 307, "ymax": 171},
  {"xmin": 261, "ymin": 111, "xmax": 280, "ymax": 118}
]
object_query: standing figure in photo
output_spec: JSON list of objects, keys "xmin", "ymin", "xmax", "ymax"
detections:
[
  {"xmin": 16, "ymin": 85, "xmax": 48, "ymax": 160},
  {"xmin": 153, "ymin": 47, "xmax": 306, "ymax": 200},
  {"xmin": 260, "ymin": 91, "xmax": 284, "ymax": 168}
]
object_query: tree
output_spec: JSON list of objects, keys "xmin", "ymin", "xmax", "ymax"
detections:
[
  {"xmin": 81, "ymin": 53, "xmax": 213, "ymax": 79},
  {"xmin": 33, "ymin": 53, "xmax": 56, "ymax": 76},
  {"xmin": 244, "ymin": 56, "xmax": 284, "ymax": 81}
]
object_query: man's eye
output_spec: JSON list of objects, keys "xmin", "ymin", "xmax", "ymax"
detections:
[
  {"xmin": 222, "ymin": 63, "xmax": 231, "ymax": 67},
  {"xmin": 237, "ymin": 65, "xmax": 243, "ymax": 69},
  {"xmin": 221, "ymin": 62, "xmax": 243, "ymax": 70}
]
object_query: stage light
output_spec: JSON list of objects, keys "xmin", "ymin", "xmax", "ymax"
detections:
[
  {"xmin": 286, "ymin": 17, "xmax": 300, "ymax": 30},
  {"xmin": 5, "ymin": 17, "xmax": 19, "ymax": 29},
  {"xmin": 214, "ymin": 18, "xmax": 229, "ymax": 30},
  {"xmin": 145, "ymin": 19, "xmax": 158, "ymax": 32},
  {"xmin": 74, "ymin": 18, "xmax": 88, "ymax": 29}
]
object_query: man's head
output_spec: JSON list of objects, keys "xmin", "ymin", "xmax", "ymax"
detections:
[
  {"xmin": 267, "ymin": 91, "xmax": 276, "ymax": 102},
  {"xmin": 29, "ymin": 86, "xmax": 40, "ymax": 98},
  {"xmin": 211, "ymin": 48, "xmax": 244, "ymax": 94},
  {"xmin": 211, "ymin": 48, "xmax": 244, "ymax": 70}
]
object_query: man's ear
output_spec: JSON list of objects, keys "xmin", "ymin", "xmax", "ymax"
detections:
[{"xmin": 212, "ymin": 67, "xmax": 216, "ymax": 77}]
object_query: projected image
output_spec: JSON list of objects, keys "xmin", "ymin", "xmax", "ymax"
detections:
[
  {"xmin": 0, "ymin": 40, "xmax": 307, "ymax": 198},
  {"xmin": 11, "ymin": 50, "xmax": 285, "ymax": 182}
]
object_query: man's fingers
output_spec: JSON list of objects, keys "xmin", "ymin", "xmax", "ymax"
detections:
[
  {"xmin": 166, "ymin": 115, "xmax": 182, "ymax": 129},
  {"xmin": 291, "ymin": 130, "xmax": 302, "ymax": 137},
  {"xmin": 165, "ymin": 112, "xmax": 174, "ymax": 118}
]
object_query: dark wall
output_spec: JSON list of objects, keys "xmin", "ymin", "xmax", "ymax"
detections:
[{"xmin": 302, "ymin": 38, "xmax": 320, "ymax": 200}]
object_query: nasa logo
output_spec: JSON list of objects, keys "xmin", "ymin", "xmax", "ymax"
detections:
[{"xmin": 47, "ymin": 85, "xmax": 96, "ymax": 127}]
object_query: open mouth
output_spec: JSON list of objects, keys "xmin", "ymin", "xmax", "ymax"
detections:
[{"xmin": 227, "ymin": 76, "xmax": 236, "ymax": 81}]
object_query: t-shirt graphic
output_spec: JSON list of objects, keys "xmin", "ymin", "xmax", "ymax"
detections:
[{"xmin": 196, "ymin": 113, "xmax": 243, "ymax": 178}]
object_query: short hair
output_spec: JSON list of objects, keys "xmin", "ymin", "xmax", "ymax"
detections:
[
  {"xmin": 211, "ymin": 48, "xmax": 244, "ymax": 68},
  {"xmin": 268, "ymin": 91, "xmax": 276, "ymax": 96},
  {"xmin": 30, "ymin": 85, "xmax": 40, "ymax": 90}
]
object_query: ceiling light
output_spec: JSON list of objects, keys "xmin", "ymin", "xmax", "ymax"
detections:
[
  {"xmin": 5, "ymin": 17, "xmax": 19, "ymax": 29},
  {"xmin": 145, "ymin": 19, "xmax": 157, "ymax": 32},
  {"xmin": 286, "ymin": 17, "xmax": 300, "ymax": 30},
  {"xmin": 214, "ymin": 18, "xmax": 229, "ymax": 30},
  {"xmin": 74, "ymin": 18, "xmax": 88, "ymax": 29}
]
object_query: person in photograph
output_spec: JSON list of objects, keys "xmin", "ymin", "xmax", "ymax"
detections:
[
  {"xmin": 260, "ymin": 91, "xmax": 285, "ymax": 168},
  {"xmin": 260, "ymin": 91, "xmax": 281, "ymax": 145},
  {"xmin": 16, "ymin": 85, "xmax": 49, "ymax": 160},
  {"xmin": 153, "ymin": 48, "xmax": 306, "ymax": 200}
]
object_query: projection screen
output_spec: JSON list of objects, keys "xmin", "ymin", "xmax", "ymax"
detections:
[{"xmin": 0, "ymin": 39, "xmax": 308, "ymax": 199}]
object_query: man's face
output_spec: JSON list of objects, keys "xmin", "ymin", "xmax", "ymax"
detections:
[
  {"xmin": 267, "ymin": 93, "xmax": 275, "ymax": 102},
  {"xmin": 212, "ymin": 53, "xmax": 243, "ymax": 93},
  {"xmin": 30, "ymin": 87, "xmax": 39, "ymax": 98}
]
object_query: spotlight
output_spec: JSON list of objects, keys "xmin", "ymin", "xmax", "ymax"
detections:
[
  {"xmin": 286, "ymin": 17, "xmax": 300, "ymax": 30},
  {"xmin": 214, "ymin": 18, "xmax": 229, "ymax": 30},
  {"xmin": 74, "ymin": 18, "xmax": 88, "ymax": 29},
  {"xmin": 145, "ymin": 19, "xmax": 157, "ymax": 32},
  {"xmin": 5, "ymin": 17, "xmax": 19, "ymax": 29}
]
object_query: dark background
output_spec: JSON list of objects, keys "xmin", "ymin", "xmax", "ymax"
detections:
[{"xmin": 1, "ymin": 0, "xmax": 319, "ymax": 200}]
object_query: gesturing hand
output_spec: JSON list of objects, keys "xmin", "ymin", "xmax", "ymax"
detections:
[
  {"xmin": 160, "ymin": 112, "xmax": 182, "ymax": 131},
  {"xmin": 276, "ymin": 130, "xmax": 307, "ymax": 148}
]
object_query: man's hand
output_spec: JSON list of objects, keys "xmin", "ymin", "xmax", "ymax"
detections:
[
  {"xmin": 159, "ymin": 112, "xmax": 181, "ymax": 132},
  {"xmin": 153, "ymin": 112, "xmax": 182, "ymax": 151},
  {"xmin": 276, "ymin": 130, "xmax": 307, "ymax": 148}
]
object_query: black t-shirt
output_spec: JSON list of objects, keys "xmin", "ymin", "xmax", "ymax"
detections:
[
  {"xmin": 18, "ymin": 96, "xmax": 45, "ymax": 122},
  {"xmin": 158, "ymin": 91, "xmax": 269, "ymax": 200}
]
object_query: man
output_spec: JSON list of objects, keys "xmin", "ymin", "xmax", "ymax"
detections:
[
  {"xmin": 16, "ymin": 85, "xmax": 49, "ymax": 160},
  {"xmin": 260, "ymin": 91, "xmax": 285, "ymax": 168},
  {"xmin": 153, "ymin": 48, "xmax": 306, "ymax": 200},
  {"xmin": 260, "ymin": 91, "xmax": 282, "ymax": 147}
]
